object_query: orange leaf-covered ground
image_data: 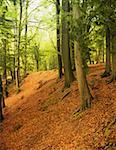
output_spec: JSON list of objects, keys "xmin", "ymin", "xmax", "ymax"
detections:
[{"xmin": 0, "ymin": 64, "xmax": 116, "ymax": 150}]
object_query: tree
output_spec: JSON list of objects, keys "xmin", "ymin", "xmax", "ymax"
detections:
[
  {"xmin": 56, "ymin": 0, "xmax": 63, "ymax": 79},
  {"xmin": 73, "ymin": 2, "xmax": 93, "ymax": 111},
  {"xmin": 24, "ymin": 0, "xmax": 29, "ymax": 76},
  {"xmin": 0, "ymin": 75, "xmax": 4, "ymax": 122},
  {"xmin": 110, "ymin": 10, "xmax": 116, "ymax": 81},
  {"xmin": 33, "ymin": 44, "xmax": 40, "ymax": 71},
  {"xmin": 101, "ymin": 25, "xmax": 111, "ymax": 77},
  {"xmin": 1, "ymin": 5, "xmax": 9, "ymax": 98},
  {"xmin": 61, "ymin": 0, "xmax": 75, "ymax": 88},
  {"xmin": 16, "ymin": 0, "xmax": 23, "ymax": 92}
]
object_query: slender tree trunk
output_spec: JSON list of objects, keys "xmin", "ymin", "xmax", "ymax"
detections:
[
  {"xmin": 16, "ymin": 0, "xmax": 23, "ymax": 92},
  {"xmin": 73, "ymin": 5, "xmax": 93, "ymax": 111},
  {"xmin": 2, "ymin": 11, "xmax": 7, "ymax": 85},
  {"xmin": 56, "ymin": 0, "xmax": 63, "ymax": 79},
  {"xmin": 70, "ymin": 0, "xmax": 76, "ymax": 71},
  {"xmin": 36, "ymin": 60, "xmax": 39, "ymax": 72},
  {"xmin": 13, "ymin": 57, "xmax": 16, "ymax": 80},
  {"xmin": 0, "ymin": 75, "xmax": 4, "ymax": 122},
  {"xmin": 111, "ymin": 31, "xmax": 116, "ymax": 81},
  {"xmin": 71, "ymin": 42, "xmax": 76, "ymax": 70},
  {"xmin": 3, "ymin": 39, "xmax": 7, "ymax": 80},
  {"xmin": 75, "ymin": 42, "xmax": 92, "ymax": 110},
  {"xmin": 24, "ymin": 0, "xmax": 29, "ymax": 76},
  {"xmin": 106, "ymin": 27, "xmax": 111, "ymax": 73},
  {"xmin": 0, "ymin": 96, "xmax": 3, "ymax": 122},
  {"xmin": 101, "ymin": 27, "xmax": 111, "ymax": 77},
  {"xmin": 102, "ymin": 34, "xmax": 105, "ymax": 63},
  {"xmin": 3, "ymin": 39, "xmax": 8, "ymax": 99},
  {"xmin": 13, "ymin": 2, "xmax": 17, "ymax": 81},
  {"xmin": 62, "ymin": 0, "xmax": 75, "ymax": 88}
]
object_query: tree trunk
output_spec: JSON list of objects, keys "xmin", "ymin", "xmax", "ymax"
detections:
[
  {"xmin": 101, "ymin": 27, "xmax": 111, "ymax": 77},
  {"xmin": 56, "ymin": 0, "xmax": 63, "ymax": 79},
  {"xmin": 16, "ymin": 0, "xmax": 23, "ymax": 92},
  {"xmin": 102, "ymin": 34, "xmax": 105, "ymax": 63},
  {"xmin": 13, "ymin": 2, "xmax": 17, "ymax": 81},
  {"xmin": 106, "ymin": 27, "xmax": 111, "ymax": 73},
  {"xmin": 36, "ymin": 60, "xmax": 39, "ymax": 72},
  {"xmin": 111, "ymin": 31, "xmax": 116, "ymax": 81},
  {"xmin": 15, "ymin": 68, "xmax": 20, "ymax": 93},
  {"xmin": 73, "ymin": 5, "xmax": 93, "ymax": 110},
  {"xmin": 3, "ymin": 39, "xmax": 7, "ymax": 80},
  {"xmin": 0, "ymin": 96, "xmax": 3, "ymax": 122},
  {"xmin": 2, "ymin": 39, "xmax": 8, "ymax": 99},
  {"xmin": 24, "ymin": 0, "xmax": 29, "ymax": 77},
  {"xmin": 13, "ymin": 57, "xmax": 16, "ymax": 80},
  {"xmin": 0, "ymin": 76, "xmax": 4, "ymax": 122},
  {"xmin": 70, "ymin": 1, "xmax": 76, "ymax": 71},
  {"xmin": 62, "ymin": 0, "xmax": 75, "ymax": 88},
  {"xmin": 71, "ymin": 42, "xmax": 76, "ymax": 71},
  {"xmin": 75, "ymin": 42, "xmax": 92, "ymax": 110}
]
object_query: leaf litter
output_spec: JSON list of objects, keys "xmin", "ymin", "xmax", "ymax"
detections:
[{"xmin": 0, "ymin": 64, "xmax": 116, "ymax": 150}]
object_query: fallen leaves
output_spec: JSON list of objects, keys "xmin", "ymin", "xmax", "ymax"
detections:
[{"xmin": 0, "ymin": 65, "xmax": 115, "ymax": 150}]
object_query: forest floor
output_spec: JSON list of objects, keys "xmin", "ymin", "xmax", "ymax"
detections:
[{"xmin": 0, "ymin": 64, "xmax": 116, "ymax": 150}]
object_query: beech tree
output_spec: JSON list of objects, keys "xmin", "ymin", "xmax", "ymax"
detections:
[
  {"xmin": 16, "ymin": 0, "xmax": 23, "ymax": 92},
  {"xmin": 110, "ymin": 11, "xmax": 116, "ymax": 81},
  {"xmin": 24, "ymin": 0, "xmax": 29, "ymax": 76},
  {"xmin": 56, "ymin": 0, "xmax": 62, "ymax": 79},
  {"xmin": 73, "ymin": 2, "xmax": 93, "ymax": 111},
  {"xmin": 101, "ymin": 27, "xmax": 111, "ymax": 77},
  {"xmin": 0, "ymin": 75, "xmax": 4, "ymax": 122},
  {"xmin": 61, "ymin": 0, "xmax": 75, "ymax": 88}
]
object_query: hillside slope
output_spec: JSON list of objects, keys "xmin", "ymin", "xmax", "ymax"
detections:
[{"xmin": 0, "ymin": 65, "xmax": 116, "ymax": 150}]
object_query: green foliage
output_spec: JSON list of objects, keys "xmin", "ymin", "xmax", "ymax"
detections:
[{"xmin": 0, "ymin": 0, "xmax": 115, "ymax": 78}]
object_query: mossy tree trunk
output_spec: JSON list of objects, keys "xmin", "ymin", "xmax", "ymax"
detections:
[
  {"xmin": 73, "ymin": 5, "xmax": 93, "ymax": 111},
  {"xmin": 75, "ymin": 42, "xmax": 93, "ymax": 110}
]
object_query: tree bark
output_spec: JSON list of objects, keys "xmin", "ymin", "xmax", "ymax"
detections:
[
  {"xmin": 36, "ymin": 60, "xmax": 39, "ymax": 72},
  {"xmin": 24, "ymin": 0, "xmax": 29, "ymax": 76},
  {"xmin": 2, "ymin": 39, "xmax": 8, "ymax": 99},
  {"xmin": 70, "ymin": 0, "xmax": 76, "ymax": 71},
  {"xmin": 111, "ymin": 31, "xmax": 116, "ymax": 81},
  {"xmin": 75, "ymin": 42, "xmax": 92, "ymax": 110},
  {"xmin": 0, "ymin": 76, "xmax": 4, "ymax": 122},
  {"xmin": 62, "ymin": 0, "xmax": 75, "ymax": 88},
  {"xmin": 102, "ymin": 34, "xmax": 105, "ymax": 63},
  {"xmin": 106, "ymin": 27, "xmax": 111, "ymax": 73},
  {"xmin": 73, "ymin": 5, "xmax": 93, "ymax": 110},
  {"xmin": 71, "ymin": 42, "xmax": 76, "ymax": 70},
  {"xmin": 16, "ymin": 0, "xmax": 23, "ymax": 92},
  {"xmin": 101, "ymin": 27, "xmax": 111, "ymax": 77},
  {"xmin": 56, "ymin": 0, "xmax": 63, "ymax": 79},
  {"xmin": 16, "ymin": 0, "xmax": 22, "ymax": 92}
]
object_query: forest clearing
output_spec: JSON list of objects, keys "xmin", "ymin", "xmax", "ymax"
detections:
[
  {"xmin": 0, "ymin": 64, "xmax": 116, "ymax": 150},
  {"xmin": 0, "ymin": 0, "xmax": 116, "ymax": 149}
]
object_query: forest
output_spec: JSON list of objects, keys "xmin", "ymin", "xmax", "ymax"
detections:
[{"xmin": 0, "ymin": 0, "xmax": 116, "ymax": 149}]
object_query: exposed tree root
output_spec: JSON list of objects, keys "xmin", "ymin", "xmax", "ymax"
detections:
[
  {"xmin": 101, "ymin": 71, "xmax": 111, "ymax": 78},
  {"xmin": 61, "ymin": 89, "xmax": 71, "ymax": 100},
  {"xmin": 73, "ymin": 98, "xmax": 92, "ymax": 117},
  {"xmin": 107, "ymin": 77, "xmax": 116, "ymax": 84}
]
